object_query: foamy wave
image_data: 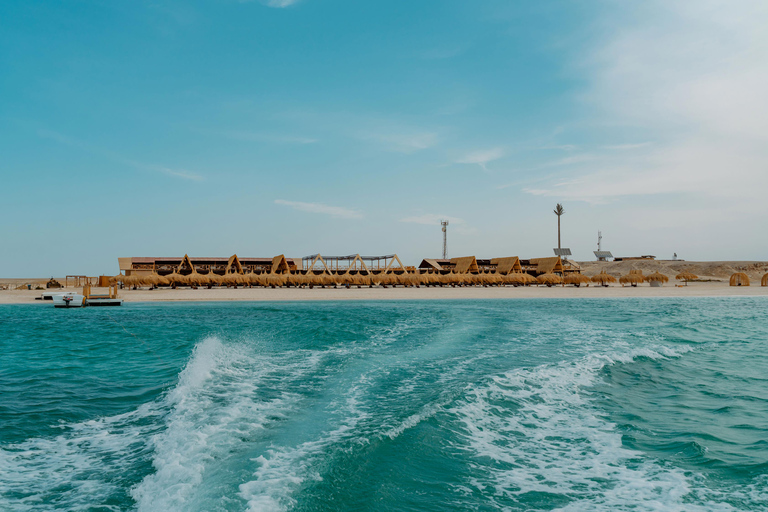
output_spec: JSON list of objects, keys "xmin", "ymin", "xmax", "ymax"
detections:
[
  {"xmin": 449, "ymin": 345, "xmax": 709, "ymax": 510},
  {"xmin": 239, "ymin": 379, "xmax": 371, "ymax": 512},
  {"xmin": 132, "ymin": 337, "xmax": 314, "ymax": 511},
  {"xmin": 0, "ymin": 402, "xmax": 162, "ymax": 511}
]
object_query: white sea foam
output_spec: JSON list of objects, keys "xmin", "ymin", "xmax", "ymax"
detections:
[
  {"xmin": 0, "ymin": 402, "xmax": 162, "ymax": 511},
  {"xmin": 447, "ymin": 344, "xmax": 732, "ymax": 511},
  {"xmin": 131, "ymin": 336, "xmax": 320, "ymax": 511},
  {"xmin": 238, "ymin": 377, "xmax": 371, "ymax": 512}
]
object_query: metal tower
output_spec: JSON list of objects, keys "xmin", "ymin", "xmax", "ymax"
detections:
[
  {"xmin": 441, "ymin": 220, "xmax": 449, "ymax": 259},
  {"xmin": 597, "ymin": 231, "xmax": 602, "ymax": 252}
]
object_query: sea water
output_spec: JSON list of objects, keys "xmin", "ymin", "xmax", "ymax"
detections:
[{"xmin": 0, "ymin": 298, "xmax": 766, "ymax": 511}]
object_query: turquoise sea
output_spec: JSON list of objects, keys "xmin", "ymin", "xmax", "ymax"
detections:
[{"xmin": 1, "ymin": 298, "xmax": 766, "ymax": 511}]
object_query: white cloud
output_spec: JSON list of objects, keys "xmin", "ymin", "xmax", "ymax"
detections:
[
  {"xmin": 457, "ymin": 148, "xmax": 504, "ymax": 171},
  {"xmin": 367, "ymin": 131, "xmax": 438, "ymax": 153},
  {"xmin": 525, "ymin": 1, "xmax": 768, "ymax": 212},
  {"xmin": 274, "ymin": 199, "xmax": 362, "ymax": 219},
  {"xmin": 261, "ymin": 0, "xmax": 300, "ymax": 7},
  {"xmin": 225, "ymin": 131, "xmax": 317, "ymax": 144},
  {"xmin": 149, "ymin": 165, "xmax": 203, "ymax": 181},
  {"xmin": 38, "ymin": 129, "xmax": 204, "ymax": 181}
]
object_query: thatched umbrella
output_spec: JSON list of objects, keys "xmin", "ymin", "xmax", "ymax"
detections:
[
  {"xmin": 675, "ymin": 272, "xmax": 698, "ymax": 286},
  {"xmin": 266, "ymin": 273, "xmax": 286, "ymax": 288},
  {"xmin": 591, "ymin": 271, "xmax": 617, "ymax": 287},
  {"xmin": 520, "ymin": 273, "xmax": 538, "ymax": 286},
  {"xmin": 646, "ymin": 272, "xmax": 669, "ymax": 287},
  {"xmin": 564, "ymin": 273, "xmax": 591, "ymax": 287},
  {"xmin": 536, "ymin": 273, "xmax": 563, "ymax": 287},
  {"xmin": 762, "ymin": 273, "xmax": 768, "ymax": 287},
  {"xmin": 147, "ymin": 272, "xmax": 168, "ymax": 287},
  {"xmin": 165, "ymin": 271, "xmax": 185, "ymax": 287},
  {"xmin": 730, "ymin": 272, "xmax": 750, "ymax": 287},
  {"xmin": 619, "ymin": 274, "xmax": 645, "ymax": 287}
]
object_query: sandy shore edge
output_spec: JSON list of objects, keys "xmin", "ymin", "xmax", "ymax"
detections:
[{"xmin": 1, "ymin": 282, "xmax": 767, "ymax": 305}]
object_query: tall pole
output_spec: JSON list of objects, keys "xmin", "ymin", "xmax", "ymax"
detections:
[
  {"xmin": 441, "ymin": 220, "xmax": 449, "ymax": 259},
  {"xmin": 553, "ymin": 203, "xmax": 564, "ymax": 250}
]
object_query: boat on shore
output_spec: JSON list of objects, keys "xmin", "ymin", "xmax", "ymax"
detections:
[{"xmin": 52, "ymin": 293, "xmax": 85, "ymax": 308}]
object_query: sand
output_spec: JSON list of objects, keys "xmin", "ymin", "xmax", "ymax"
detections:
[
  {"xmin": 2, "ymin": 260, "xmax": 766, "ymax": 304},
  {"xmin": 1, "ymin": 281, "xmax": 766, "ymax": 304}
]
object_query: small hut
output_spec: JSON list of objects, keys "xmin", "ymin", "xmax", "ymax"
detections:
[
  {"xmin": 591, "ymin": 272, "xmax": 617, "ymax": 287},
  {"xmin": 762, "ymin": 273, "xmax": 768, "ymax": 287},
  {"xmin": 730, "ymin": 273, "xmax": 750, "ymax": 286},
  {"xmin": 646, "ymin": 272, "xmax": 669, "ymax": 287},
  {"xmin": 675, "ymin": 272, "xmax": 698, "ymax": 286}
]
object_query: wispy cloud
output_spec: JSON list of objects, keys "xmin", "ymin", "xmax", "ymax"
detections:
[
  {"xmin": 38, "ymin": 129, "xmax": 203, "ymax": 181},
  {"xmin": 259, "ymin": 0, "xmax": 300, "ymax": 8},
  {"xmin": 456, "ymin": 147, "xmax": 504, "ymax": 171},
  {"xmin": 601, "ymin": 142, "xmax": 652, "ymax": 150},
  {"xmin": 524, "ymin": 1, "xmax": 768, "ymax": 212},
  {"xmin": 224, "ymin": 131, "xmax": 318, "ymax": 144},
  {"xmin": 365, "ymin": 131, "xmax": 438, "ymax": 153},
  {"xmin": 274, "ymin": 199, "xmax": 362, "ymax": 219}
]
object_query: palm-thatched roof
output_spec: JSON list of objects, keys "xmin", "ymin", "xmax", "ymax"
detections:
[
  {"xmin": 490, "ymin": 257, "xmax": 521, "ymax": 275},
  {"xmin": 619, "ymin": 274, "xmax": 645, "ymax": 285},
  {"xmin": 675, "ymin": 272, "xmax": 698, "ymax": 281},
  {"xmin": 529, "ymin": 257, "xmax": 563, "ymax": 275},
  {"xmin": 591, "ymin": 271, "xmax": 617, "ymax": 284},
  {"xmin": 536, "ymin": 273, "xmax": 563, "ymax": 286},
  {"xmin": 450, "ymin": 256, "xmax": 479, "ymax": 274},
  {"xmin": 730, "ymin": 272, "xmax": 750, "ymax": 286},
  {"xmin": 646, "ymin": 272, "xmax": 669, "ymax": 283},
  {"xmin": 564, "ymin": 273, "xmax": 591, "ymax": 286}
]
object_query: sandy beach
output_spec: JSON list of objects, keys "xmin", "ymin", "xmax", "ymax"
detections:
[
  {"xmin": 2, "ymin": 261, "xmax": 766, "ymax": 304},
  {"xmin": 1, "ymin": 281, "xmax": 766, "ymax": 304}
]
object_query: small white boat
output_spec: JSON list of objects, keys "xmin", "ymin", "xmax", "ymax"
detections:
[
  {"xmin": 52, "ymin": 293, "xmax": 85, "ymax": 308},
  {"xmin": 38, "ymin": 291, "xmax": 67, "ymax": 301}
]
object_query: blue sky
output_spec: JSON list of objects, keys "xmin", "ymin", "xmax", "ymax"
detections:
[{"xmin": 1, "ymin": 0, "xmax": 766, "ymax": 277}]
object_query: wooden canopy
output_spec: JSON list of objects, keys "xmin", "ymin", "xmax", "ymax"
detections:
[
  {"xmin": 451, "ymin": 256, "xmax": 478, "ymax": 274},
  {"xmin": 271, "ymin": 255, "xmax": 291, "ymax": 274},
  {"xmin": 490, "ymin": 257, "xmax": 522, "ymax": 275},
  {"xmin": 528, "ymin": 257, "xmax": 563, "ymax": 275}
]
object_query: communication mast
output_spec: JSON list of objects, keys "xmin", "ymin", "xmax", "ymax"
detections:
[
  {"xmin": 441, "ymin": 220, "xmax": 449, "ymax": 259},
  {"xmin": 593, "ymin": 230, "xmax": 613, "ymax": 261}
]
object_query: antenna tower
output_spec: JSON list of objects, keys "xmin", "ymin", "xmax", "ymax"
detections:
[
  {"xmin": 441, "ymin": 220, "xmax": 449, "ymax": 259},
  {"xmin": 597, "ymin": 230, "xmax": 602, "ymax": 252}
]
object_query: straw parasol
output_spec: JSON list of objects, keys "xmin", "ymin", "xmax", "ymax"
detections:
[
  {"xmin": 267, "ymin": 273, "xmax": 287, "ymax": 288},
  {"xmin": 591, "ymin": 271, "xmax": 617, "ymax": 286},
  {"xmin": 536, "ymin": 273, "xmax": 563, "ymax": 286},
  {"xmin": 147, "ymin": 272, "xmax": 169, "ymax": 287},
  {"xmin": 520, "ymin": 273, "xmax": 537, "ymax": 286},
  {"xmin": 675, "ymin": 272, "xmax": 698, "ymax": 286},
  {"xmin": 564, "ymin": 273, "xmax": 591, "ymax": 287},
  {"xmin": 165, "ymin": 271, "xmax": 185, "ymax": 287},
  {"xmin": 646, "ymin": 272, "xmax": 669, "ymax": 285},
  {"xmin": 619, "ymin": 274, "xmax": 645, "ymax": 287},
  {"xmin": 729, "ymin": 272, "xmax": 750, "ymax": 286},
  {"xmin": 762, "ymin": 273, "xmax": 768, "ymax": 287}
]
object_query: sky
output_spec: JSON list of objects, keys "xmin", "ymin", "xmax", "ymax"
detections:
[{"xmin": 1, "ymin": 0, "xmax": 767, "ymax": 277}]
